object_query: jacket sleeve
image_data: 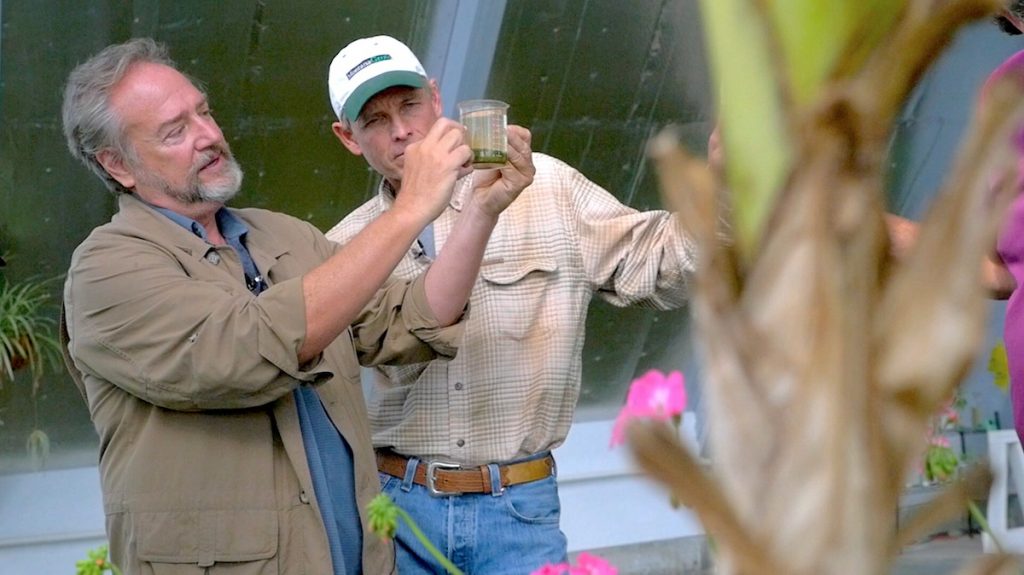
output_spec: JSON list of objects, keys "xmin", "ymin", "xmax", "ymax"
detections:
[
  {"xmin": 64, "ymin": 229, "xmax": 329, "ymax": 412},
  {"xmin": 325, "ymin": 199, "xmax": 466, "ymax": 365},
  {"xmin": 349, "ymin": 272, "xmax": 466, "ymax": 366}
]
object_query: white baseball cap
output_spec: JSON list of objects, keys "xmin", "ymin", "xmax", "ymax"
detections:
[{"xmin": 328, "ymin": 35, "xmax": 427, "ymax": 122}]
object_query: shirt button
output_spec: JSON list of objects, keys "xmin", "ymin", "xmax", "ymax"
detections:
[
  {"xmin": 454, "ymin": 382, "xmax": 463, "ymax": 391},
  {"xmin": 299, "ymin": 490, "xmax": 310, "ymax": 504},
  {"xmin": 205, "ymin": 251, "xmax": 221, "ymax": 265},
  {"xmin": 456, "ymin": 439, "xmax": 465, "ymax": 447}
]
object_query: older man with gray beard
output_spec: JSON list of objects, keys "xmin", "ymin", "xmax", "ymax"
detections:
[{"xmin": 59, "ymin": 37, "xmax": 533, "ymax": 575}]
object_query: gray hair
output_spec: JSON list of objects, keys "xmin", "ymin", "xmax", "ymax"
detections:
[{"xmin": 61, "ymin": 38, "xmax": 176, "ymax": 194}]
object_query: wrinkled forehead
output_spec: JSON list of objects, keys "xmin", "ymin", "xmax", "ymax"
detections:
[
  {"xmin": 359, "ymin": 84, "xmax": 426, "ymax": 118},
  {"xmin": 110, "ymin": 62, "xmax": 206, "ymax": 130}
]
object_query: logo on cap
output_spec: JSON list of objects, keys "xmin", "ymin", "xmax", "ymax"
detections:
[{"xmin": 347, "ymin": 54, "xmax": 392, "ymax": 80}]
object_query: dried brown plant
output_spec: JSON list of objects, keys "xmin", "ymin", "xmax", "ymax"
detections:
[{"xmin": 628, "ymin": 1, "xmax": 1024, "ymax": 574}]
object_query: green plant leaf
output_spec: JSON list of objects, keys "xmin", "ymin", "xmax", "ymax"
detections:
[
  {"xmin": 924, "ymin": 444, "xmax": 959, "ymax": 482},
  {"xmin": 770, "ymin": 0, "xmax": 904, "ymax": 106},
  {"xmin": 0, "ymin": 275, "xmax": 62, "ymax": 385},
  {"xmin": 700, "ymin": 0, "xmax": 792, "ymax": 261},
  {"xmin": 700, "ymin": 0, "xmax": 904, "ymax": 261},
  {"xmin": 76, "ymin": 544, "xmax": 121, "ymax": 575}
]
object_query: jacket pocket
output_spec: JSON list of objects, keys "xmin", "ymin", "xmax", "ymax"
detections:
[{"xmin": 135, "ymin": 509, "xmax": 278, "ymax": 566}]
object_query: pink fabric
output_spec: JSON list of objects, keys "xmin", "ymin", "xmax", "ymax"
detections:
[
  {"xmin": 982, "ymin": 50, "xmax": 1024, "ymax": 99},
  {"xmin": 991, "ymin": 50, "xmax": 1024, "ymax": 443},
  {"xmin": 998, "ymin": 194, "xmax": 1024, "ymax": 443}
]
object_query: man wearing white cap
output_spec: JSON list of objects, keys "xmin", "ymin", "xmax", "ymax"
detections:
[
  {"xmin": 326, "ymin": 35, "xmax": 695, "ymax": 574},
  {"xmin": 60, "ymin": 37, "xmax": 534, "ymax": 575}
]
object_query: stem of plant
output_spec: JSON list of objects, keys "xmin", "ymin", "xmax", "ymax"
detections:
[
  {"xmin": 396, "ymin": 506, "xmax": 465, "ymax": 575},
  {"xmin": 967, "ymin": 499, "xmax": 1002, "ymax": 554}
]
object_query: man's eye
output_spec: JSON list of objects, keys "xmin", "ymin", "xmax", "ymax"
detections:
[{"xmin": 164, "ymin": 126, "xmax": 184, "ymax": 141}]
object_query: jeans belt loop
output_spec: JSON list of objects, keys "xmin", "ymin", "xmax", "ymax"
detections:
[
  {"xmin": 401, "ymin": 456, "xmax": 420, "ymax": 492},
  {"xmin": 487, "ymin": 462, "xmax": 504, "ymax": 497}
]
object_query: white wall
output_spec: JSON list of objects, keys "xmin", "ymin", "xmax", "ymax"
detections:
[
  {"xmin": 556, "ymin": 415, "xmax": 704, "ymax": 552},
  {"xmin": 0, "ymin": 467, "xmax": 106, "ymax": 573},
  {"xmin": 0, "ymin": 414, "xmax": 703, "ymax": 572}
]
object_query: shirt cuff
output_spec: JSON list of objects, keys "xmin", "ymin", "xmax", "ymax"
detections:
[
  {"xmin": 255, "ymin": 277, "xmax": 334, "ymax": 382},
  {"xmin": 401, "ymin": 273, "xmax": 467, "ymax": 359}
]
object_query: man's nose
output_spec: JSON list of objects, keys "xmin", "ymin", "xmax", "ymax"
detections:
[
  {"xmin": 390, "ymin": 116, "xmax": 413, "ymax": 140},
  {"xmin": 194, "ymin": 114, "xmax": 224, "ymax": 148}
]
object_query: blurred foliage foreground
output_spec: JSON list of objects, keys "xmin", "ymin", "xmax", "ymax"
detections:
[{"xmin": 628, "ymin": 1, "xmax": 1024, "ymax": 574}]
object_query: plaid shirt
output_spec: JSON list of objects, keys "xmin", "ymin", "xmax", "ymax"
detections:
[{"xmin": 326, "ymin": 153, "xmax": 696, "ymax": 465}]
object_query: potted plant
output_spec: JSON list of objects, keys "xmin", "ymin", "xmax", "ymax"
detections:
[
  {"xmin": 0, "ymin": 253, "xmax": 63, "ymax": 469},
  {"xmin": 0, "ymin": 273, "xmax": 61, "ymax": 388}
]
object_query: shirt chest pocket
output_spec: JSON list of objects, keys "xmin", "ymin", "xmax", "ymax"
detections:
[{"xmin": 478, "ymin": 257, "xmax": 559, "ymax": 341}]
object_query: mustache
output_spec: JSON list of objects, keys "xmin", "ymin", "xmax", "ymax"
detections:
[{"xmin": 189, "ymin": 143, "xmax": 234, "ymax": 178}]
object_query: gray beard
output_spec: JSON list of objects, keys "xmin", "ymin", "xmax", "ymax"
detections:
[
  {"xmin": 178, "ymin": 157, "xmax": 244, "ymax": 204},
  {"xmin": 136, "ymin": 155, "xmax": 244, "ymax": 205}
]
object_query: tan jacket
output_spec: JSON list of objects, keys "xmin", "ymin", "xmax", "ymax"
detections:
[{"xmin": 62, "ymin": 194, "xmax": 463, "ymax": 574}]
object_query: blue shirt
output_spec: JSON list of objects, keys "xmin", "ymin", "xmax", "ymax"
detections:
[{"xmin": 151, "ymin": 204, "xmax": 361, "ymax": 575}]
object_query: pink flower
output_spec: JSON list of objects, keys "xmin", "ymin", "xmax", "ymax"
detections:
[
  {"xmin": 530, "ymin": 563, "xmax": 570, "ymax": 575},
  {"xmin": 531, "ymin": 554, "xmax": 618, "ymax": 575},
  {"xmin": 610, "ymin": 369, "xmax": 687, "ymax": 447},
  {"xmin": 570, "ymin": 552, "xmax": 618, "ymax": 575},
  {"xmin": 941, "ymin": 406, "xmax": 959, "ymax": 427}
]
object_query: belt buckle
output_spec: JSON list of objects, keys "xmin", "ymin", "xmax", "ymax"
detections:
[{"xmin": 425, "ymin": 461, "xmax": 463, "ymax": 497}]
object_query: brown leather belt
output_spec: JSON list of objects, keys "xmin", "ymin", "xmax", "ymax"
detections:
[{"xmin": 376, "ymin": 449, "xmax": 555, "ymax": 496}]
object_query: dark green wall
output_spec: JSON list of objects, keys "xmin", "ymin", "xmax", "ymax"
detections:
[
  {"xmin": 0, "ymin": 0, "xmax": 713, "ymax": 473},
  {"xmin": 3, "ymin": 0, "xmax": 1019, "ymax": 475}
]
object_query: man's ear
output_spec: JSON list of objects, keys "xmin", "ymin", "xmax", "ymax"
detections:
[
  {"xmin": 96, "ymin": 149, "xmax": 136, "ymax": 190},
  {"xmin": 332, "ymin": 121, "xmax": 363, "ymax": 156}
]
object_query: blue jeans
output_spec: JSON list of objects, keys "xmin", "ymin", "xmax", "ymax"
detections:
[{"xmin": 378, "ymin": 455, "xmax": 568, "ymax": 575}]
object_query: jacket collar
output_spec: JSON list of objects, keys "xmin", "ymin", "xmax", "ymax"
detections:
[
  {"xmin": 116, "ymin": 194, "xmax": 209, "ymax": 257},
  {"xmin": 115, "ymin": 194, "xmax": 289, "ymax": 278}
]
